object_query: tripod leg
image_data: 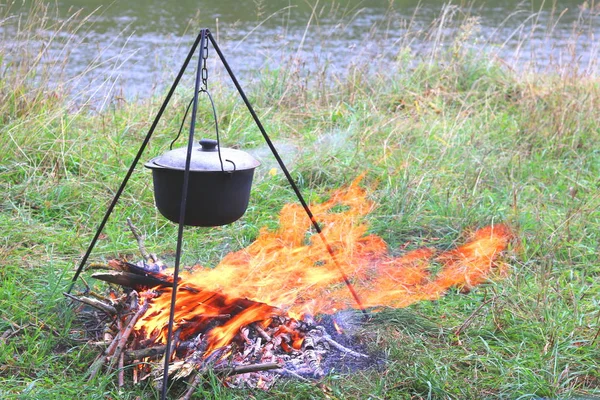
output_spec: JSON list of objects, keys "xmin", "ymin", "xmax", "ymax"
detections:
[
  {"xmin": 67, "ymin": 30, "xmax": 205, "ymax": 294},
  {"xmin": 160, "ymin": 28, "xmax": 208, "ymax": 400},
  {"xmin": 206, "ymin": 31, "xmax": 367, "ymax": 315}
]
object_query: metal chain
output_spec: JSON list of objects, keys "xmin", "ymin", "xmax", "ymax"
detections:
[
  {"xmin": 200, "ymin": 37, "xmax": 209, "ymax": 91},
  {"xmin": 168, "ymin": 35, "xmax": 210, "ymax": 150}
]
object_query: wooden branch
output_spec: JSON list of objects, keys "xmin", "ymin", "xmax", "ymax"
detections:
[
  {"xmin": 168, "ymin": 329, "xmax": 182, "ymax": 363},
  {"xmin": 128, "ymin": 290, "xmax": 140, "ymax": 311},
  {"xmin": 177, "ymin": 359, "xmax": 278, "ymax": 400},
  {"xmin": 302, "ymin": 335, "xmax": 324, "ymax": 376},
  {"xmin": 252, "ymin": 323, "xmax": 271, "ymax": 341},
  {"xmin": 321, "ymin": 334, "xmax": 369, "ymax": 358},
  {"xmin": 85, "ymin": 262, "xmax": 112, "ymax": 271},
  {"xmin": 79, "ymin": 275, "xmax": 91, "ymax": 292},
  {"xmin": 176, "ymin": 360, "xmax": 282, "ymax": 399},
  {"xmin": 275, "ymin": 368, "xmax": 311, "ymax": 382},
  {"xmin": 179, "ymin": 372, "xmax": 203, "ymax": 400},
  {"xmin": 118, "ymin": 352, "xmax": 124, "ymax": 388},
  {"xmin": 89, "ymin": 290, "xmax": 126, "ymax": 304},
  {"xmin": 91, "ymin": 271, "xmax": 168, "ymax": 289},
  {"xmin": 125, "ymin": 345, "xmax": 167, "ymax": 361},
  {"xmin": 127, "ymin": 217, "xmax": 154, "ymax": 263},
  {"xmin": 110, "ymin": 299, "xmax": 150, "ymax": 369},
  {"xmin": 63, "ymin": 292, "xmax": 117, "ymax": 316},
  {"xmin": 88, "ymin": 330, "xmax": 121, "ymax": 381},
  {"xmin": 214, "ymin": 362, "xmax": 282, "ymax": 376},
  {"xmin": 133, "ymin": 363, "xmax": 139, "ymax": 385}
]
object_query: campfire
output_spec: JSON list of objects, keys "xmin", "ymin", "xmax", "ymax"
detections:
[{"xmin": 68, "ymin": 177, "xmax": 513, "ymax": 396}]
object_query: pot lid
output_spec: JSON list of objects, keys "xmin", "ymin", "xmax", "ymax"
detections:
[{"xmin": 151, "ymin": 139, "xmax": 260, "ymax": 172}]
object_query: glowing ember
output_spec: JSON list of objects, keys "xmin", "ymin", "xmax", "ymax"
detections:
[
  {"xmin": 333, "ymin": 320, "xmax": 344, "ymax": 335},
  {"xmin": 134, "ymin": 176, "xmax": 513, "ymax": 355}
]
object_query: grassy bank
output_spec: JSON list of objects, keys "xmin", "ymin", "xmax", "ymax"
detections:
[{"xmin": 2, "ymin": 3, "xmax": 600, "ymax": 400}]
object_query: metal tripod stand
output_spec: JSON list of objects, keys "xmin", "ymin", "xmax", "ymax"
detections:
[{"xmin": 67, "ymin": 28, "xmax": 365, "ymax": 399}]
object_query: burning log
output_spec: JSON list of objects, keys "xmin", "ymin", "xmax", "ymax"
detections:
[
  {"xmin": 74, "ymin": 257, "xmax": 374, "ymax": 393},
  {"xmin": 252, "ymin": 322, "xmax": 272, "ymax": 341}
]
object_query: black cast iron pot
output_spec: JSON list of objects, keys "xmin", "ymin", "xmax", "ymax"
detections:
[{"xmin": 145, "ymin": 138, "xmax": 260, "ymax": 227}]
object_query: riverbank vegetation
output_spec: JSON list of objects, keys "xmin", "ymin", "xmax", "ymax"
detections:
[{"xmin": 1, "ymin": 1, "xmax": 599, "ymax": 399}]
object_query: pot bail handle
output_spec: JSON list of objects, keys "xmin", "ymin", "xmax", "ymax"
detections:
[
  {"xmin": 168, "ymin": 90, "xmax": 227, "ymax": 173},
  {"xmin": 202, "ymin": 89, "xmax": 227, "ymax": 174}
]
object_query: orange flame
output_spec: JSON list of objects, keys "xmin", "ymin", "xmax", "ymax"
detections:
[{"xmin": 135, "ymin": 176, "xmax": 513, "ymax": 353}]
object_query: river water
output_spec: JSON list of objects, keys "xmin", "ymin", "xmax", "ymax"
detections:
[{"xmin": 2, "ymin": 0, "xmax": 599, "ymax": 98}]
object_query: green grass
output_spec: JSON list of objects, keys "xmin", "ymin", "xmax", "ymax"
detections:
[{"xmin": 2, "ymin": 3, "xmax": 600, "ymax": 399}]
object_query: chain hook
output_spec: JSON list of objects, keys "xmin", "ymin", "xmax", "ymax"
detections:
[
  {"xmin": 169, "ymin": 34, "xmax": 211, "ymax": 150},
  {"xmin": 200, "ymin": 35, "xmax": 209, "ymax": 92},
  {"xmin": 197, "ymin": 38, "xmax": 226, "ymax": 174}
]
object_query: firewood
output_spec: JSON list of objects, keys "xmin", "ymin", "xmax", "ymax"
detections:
[
  {"xmin": 275, "ymin": 368, "xmax": 311, "ymax": 382},
  {"xmin": 63, "ymin": 292, "xmax": 117, "ymax": 316},
  {"xmin": 127, "ymin": 217, "xmax": 166, "ymax": 270},
  {"xmin": 118, "ymin": 352, "xmax": 124, "ymax": 388},
  {"xmin": 214, "ymin": 362, "xmax": 282, "ymax": 376},
  {"xmin": 302, "ymin": 334, "xmax": 324, "ymax": 377},
  {"xmin": 252, "ymin": 323, "xmax": 271, "ymax": 341},
  {"xmin": 127, "ymin": 217, "xmax": 152, "ymax": 263},
  {"xmin": 91, "ymin": 271, "xmax": 168, "ymax": 290},
  {"xmin": 88, "ymin": 330, "xmax": 121, "ymax": 380},
  {"xmin": 125, "ymin": 345, "xmax": 167, "ymax": 361},
  {"xmin": 320, "ymin": 333, "xmax": 368, "ymax": 358},
  {"xmin": 90, "ymin": 290, "xmax": 127, "ymax": 304},
  {"xmin": 85, "ymin": 262, "xmax": 112, "ymax": 271},
  {"xmin": 80, "ymin": 238, "xmax": 376, "ymax": 393},
  {"xmin": 179, "ymin": 372, "xmax": 203, "ymax": 400},
  {"xmin": 109, "ymin": 299, "xmax": 150, "ymax": 369},
  {"xmin": 133, "ymin": 364, "xmax": 139, "ymax": 384},
  {"xmin": 168, "ymin": 329, "xmax": 182, "ymax": 362},
  {"xmin": 242, "ymin": 337, "xmax": 261, "ymax": 360}
]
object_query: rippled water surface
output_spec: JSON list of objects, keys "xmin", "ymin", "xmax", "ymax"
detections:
[{"xmin": 3, "ymin": 0, "xmax": 598, "ymax": 97}]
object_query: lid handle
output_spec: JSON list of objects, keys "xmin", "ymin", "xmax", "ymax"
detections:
[{"xmin": 199, "ymin": 138, "xmax": 218, "ymax": 151}]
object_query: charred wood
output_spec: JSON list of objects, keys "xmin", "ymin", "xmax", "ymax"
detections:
[
  {"xmin": 215, "ymin": 362, "xmax": 282, "ymax": 376},
  {"xmin": 91, "ymin": 271, "xmax": 169, "ymax": 290}
]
